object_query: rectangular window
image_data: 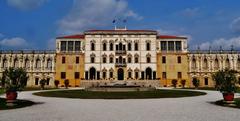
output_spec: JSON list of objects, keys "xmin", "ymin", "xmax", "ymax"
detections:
[
  {"xmin": 175, "ymin": 41, "xmax": 182, "ymax": 51},
  {"xmin": 110, "ymin": 72, "xmax": 113, "ymax": 78},
  {"xmin": 46, "ymin": 78, "xmax": 50, "ymax": 85},
  {"xmin": 146, "ymin": 43, "xmax": 151, "ymax": 51},
  {"xmin": 153, "ymin": 71, "xmax": 156, "ymax": 80},
  {"xmin": 85, "ymin": 71, "xmax": 88, "ymax": 80},
  {"xmin": 75, "ymin": 41, "xmax": 81, "ymax": 51},
  {"xmin": 178, "ymin": 72, "xmax": 182, "ymax": 79},
  {"xmin": 162, "ymin": 72, "xmax": 166, "ymax": 79},
  {"xmin": 61, "ymin": 72, "xmax": 66, "ymax": 79},
  {"xmin": 97, "ymin": 71, "xmax": 100, "ymax": 80},
  {"xmin": 102, "ymin": 72, "xmax": 106, "ymax": 79},
  {"xmin": 76, "ymin": 57, "xmax": 79, "ymax": 64},
  {"xmin": 91, "ymin": 57, "xmax": 95, "ymax": 63},
  {"xmin": 162, "ymin": 56, "xmax": 166, "ymax": 64},
  {"xmin": 35, "ymin": 78, "xmax": 39, "ymax": 85},
  {"xmin": 204, "ymin": 78, "xmax": 208, "ymax": 85},
  {"xmin": 135, "ymin": 43, "xmax": 138, "ymax": 51},
  {"xmin": 75, "ymin": 72, "xmax": 80, "ymax": 79},
  {"xmin": 128, "ymin": 72, "xmax": 132, "ymax": 78},
  {"xmin": 68, "ymin": 41, "xmax": 74, "ymax": 51},
  {"xmin": 103, "ymin": 57, "xmax": 107, "ymax": 63},
  {"xmin": 168, "ymin": 41, "xmax": 174, "ymax": 51},
  {"xmin": 141, "ymin": 71, "xmax": 144, "ymax": 79},
  {"xmin": 62, "ymin": 57, "xmax": 66, "ymax": 64},
  {"xmin": 135, "ymin": 72, "xmax": 139, "ymax": 79},
  {"xmin": 110, "ymin": 57, "xmax": 113, "ymax": 63},
  {"xmin": 60, "ymin": 41, "xmax": 66, "ymax": 51},
  {"xmin": 177, "ymin": 56, "xmax": 181, "ymax": 63},
  {"xmin": 161, "ymin": 41, "xmax": 167, "ymax": 51},
  {"xmin": 135, "ymin": 57, "xmax": 139, "ymax": 63}
]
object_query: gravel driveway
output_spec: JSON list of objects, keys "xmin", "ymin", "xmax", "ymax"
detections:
[{"xmin": 0, "ymin": 89, "xmax": 240, "ymax": 121}]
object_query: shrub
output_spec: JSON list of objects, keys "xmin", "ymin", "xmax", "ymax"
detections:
[
  {"xmin": 181, "ymin": 80, "xmax": 186, "ymax": 88},
  {"xmin": 64, "ymin": 79, "xmax": 69, "ymax": 89},
  {"xmin": 192, "ymin": 78, "xmax": 200, "ymax": 89},
  {"xmin": 1, "ymin": 67, "xmax": 28, "ymax": 92},
  {"xmin": 212, "ymin": 69, "xmax": 238, "ymax": 93},
  {"xmin": 39, "ymin": 79, "xmax": 46, "ymax": 90},
  {"xmin": 54, "ymin": 80, "xmax": 60, "ymax": 88},
  {"xmin": 171, "ymin": 79, "xmax": 178, "ymax": 88}
]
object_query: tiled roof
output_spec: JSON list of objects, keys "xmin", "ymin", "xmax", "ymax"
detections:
[
  {"xmin": 84, "ymin": 29, "xmax": 158, "ymax": 35},
  {"xmin": 57, "ymin": 34, "xmax": 85, "ymax": 39},
  {"xmin": 157, "ymin": 35, "xmax": 187, "ymax": 39},
  {"xmin": 85, "ymin": 29, "xmax": 157, "ymax": 32}
]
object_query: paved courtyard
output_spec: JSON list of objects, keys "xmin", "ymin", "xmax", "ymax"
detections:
[{"xmin": 0, "ymin": 89, "xmax": 240, "ymax": 121}]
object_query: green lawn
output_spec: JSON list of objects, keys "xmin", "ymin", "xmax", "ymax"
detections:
[
  {"xmin": 183, "ymin": 87, "xmax": 240, "ymax": 93},
  {"xmin": 34, "ymin": 89, "xmax": 206, "ymax": 99},
  {"xmin": 22, "ymin": 87, "xmax": 57, "ymax": 91},
  {"xmin": 0, "ymin": 98, "xmax": 35, "ymax": 110}
]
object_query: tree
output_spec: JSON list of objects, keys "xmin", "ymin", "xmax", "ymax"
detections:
[
  {"xmin": 2, "ymin": 67, "xmax": 28, "ymax": 92},
  {"xmin": 64, "ymin": 79, "xmax": 69, "ymax": 89},
  {"xmin": 181, "ymin": 80, "xmax": 186, "ymax": 88},
  {"xmin": 171, "ymin": 79, "xmax": 178, "ymax": 88},
  {"xmin": 212, "ymin": 69, "xmax": 238, "ymax": 93},
  {"xmin": 192, "ymin": 78, "xmax": 200, "ymax": 89},
  {"xmin": 1, "ymin": 67, "xmax": 28, "ymax": 103},
  {"xmin": 39, "ymin": 78, "xmax": 47, "ymax": 90},
  {"xmin": 54, "ymin": 80, "xmax": 60, "ymax": 88}
]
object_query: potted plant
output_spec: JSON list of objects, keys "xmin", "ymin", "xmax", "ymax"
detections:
[
  {"xmin": 171, "ymin": 79, "xmax": 178, "ymax": 88},
  {"xmin": 54, "ymin": 80, "xmax": 60, "ymax": 88},
  {"xmin": 181, "ymin": 79, "xmax": 186, "ymax": 88},
  {"xmin": 1, "ymin": 67, "xmax": 28, "ymax": 105},
  {"xmin": 64, "ymin": 79, "xmax": 69, "ymax": 89},
  {"xmin": 192, "ymin": 78, "xmax": 200, "ymax": 89},
  {"xmin": 39, "ymin": 78, "xmax": 46, "ymax": 90},
  {"xmin": 212, "ymin": 69, "xmax": 238, "ymax": 101}
]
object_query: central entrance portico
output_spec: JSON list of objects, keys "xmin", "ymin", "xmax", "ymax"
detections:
[{"xmin": 117, "ymin": 68, "xmax": 124, "ymax": 80}]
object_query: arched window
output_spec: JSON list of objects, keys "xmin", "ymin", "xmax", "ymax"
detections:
[
  {"xmin": 47, "ymin": 58, "xmax": 52, "ymax": 69},
  {"xmin": 102, "ymin": 68, "xmax": 107, "ymax": 79},
  {"xmin": 90, "ymin": 54, "xmax": 95, "ymax": 63},
  {"xmin": 109, "ymin": 68, "xmax": 114, "ymax": 78},
  {"xmin": 128, "ymin": 42, "xmax": 132, "ymax": 51},
  {"xmin": 214, "ymin": 58, "xmax": 219, "ymax": 70},
  {"xmin": 102, "ymin": 57, "xmax": 107, "ymax": 63},
  {"xmin": 25, "ymin": 58, "xmax": 30, "ymax": 69},
  {"xmin": 2, "ymin": 58, "xmax": 7, "ymax": 68},
  {"xmin": 225, "ymin": 58, "xmax": 230, "ymax": 69},
  {"xmin": 128, "ymin": 68, "xmax": 132, "ymax": 79},
  {"xmin": 119, "ymin": 56, "xmax": 123, "ymax": 63},
  {"xmin": 128, "ymin": 57, "xmax": 132, "ymax": 63},
  {"xmin": 36, "ymin": 58, "xmax": 41, "ymax": 69},
  {"xmin": 146, "ymin": 54, "xmax": 151, "ymax": 63},
  {"xmin": 119, "ymin": 43, "xmax": 123, "ymax": 50},
  {"xmin": 146, "ymin": 42, "xmax": 151, "ymax": 51},
  {"xmin": 13, "ymin": 58, "xmax": 18, "ymax": 68},
  {"xmin": 91, "ymin": 42, "xmax": 95, "ymax": 51},
  {"xmin": 203, "ymin": 58, "xmax": 208, "ymax": 69},
  {"xmin": 192, "ymin": 58, "xmax": 196, "ymax": 69},
  {"xmin": 109, "ymin": 42, "xmax": 114, "ymax": 51},
  {"xmin": 103, "ymin": 42, "xmax": 107, "ymax": 51},
  {"xmin": 134, "ymin": 68, "xmax": 139, "ymax": 79},
  {"xmin": 134, "ymin": 43, "xmax": 138, "ymax": 51}
]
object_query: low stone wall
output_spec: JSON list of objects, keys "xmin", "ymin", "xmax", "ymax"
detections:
[{"xmin": 80, "ymin": 80, "xmax": 160, "ymax": 88}]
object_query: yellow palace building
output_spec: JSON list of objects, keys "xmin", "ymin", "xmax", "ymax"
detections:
[{"xmin": 1, "ymin": 28, "xmax": 240, "ymax": 88}]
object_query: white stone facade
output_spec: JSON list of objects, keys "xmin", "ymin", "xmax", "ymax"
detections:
[{"xmin": 0, "ymin": 50, "xmax": 56, "ymax": 87}]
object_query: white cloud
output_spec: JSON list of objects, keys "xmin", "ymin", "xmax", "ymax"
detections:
[
  {"xmin": 7, "ymin": 0, "xmax": 48, "ymax": 10},
  {"xmin": 181, "ymin": 8, "xmax": 199, "ymax": 17},
  {"xmin": 198, "ymin": 36, "xmax": 240, "ymax": 50},
  {"xmin": 230, "ymin": 17, "xmax": 240, "ymax": 33},
  {"xmin": 58, "ymin": 0, "xmax": 143, "ymax": 34},
  {"xmin": 124, "ymin": 10, "xmax": 143, "ymax": 20},
  {"xmin": 0, "ymin": 37, "xmax": 28, "ymax": 48}
]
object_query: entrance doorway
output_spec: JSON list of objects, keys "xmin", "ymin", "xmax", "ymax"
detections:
[
  {"xmin": 145, "ymin": 67, "xmax": 152, "ymax": 80},
  {"xmin": 89, "ymin": 67, "xmax": 96, "ymax": 80},
  {"xmin": 118, "ymin": 68, "xmax": 124, "ymax": 80}
]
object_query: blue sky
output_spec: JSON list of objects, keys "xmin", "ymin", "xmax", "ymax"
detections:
[{"xmin": 1, "ymin": 0, "xmax": 240, "ymax": 50}]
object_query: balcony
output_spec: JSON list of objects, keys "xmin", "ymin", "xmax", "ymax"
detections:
[
  {"xmin": 115, "ymin": 63, "xmax": 127, "ymax": 67},
  {"xmin": 115, "ymin": 50, "xmax": 126, "ymax": 55}
]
